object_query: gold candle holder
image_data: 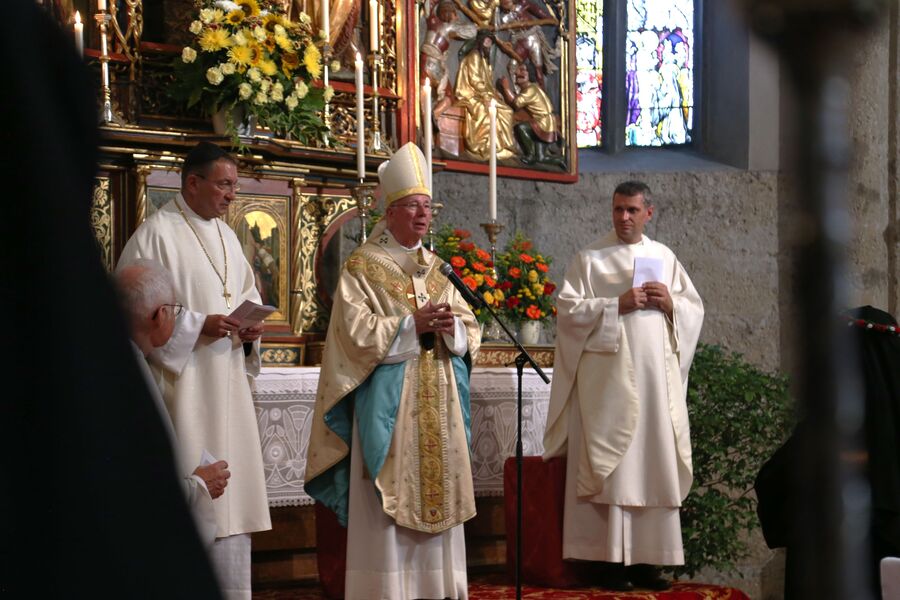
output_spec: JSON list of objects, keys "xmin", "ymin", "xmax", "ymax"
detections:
[
  {"xmin": 427, "ymin": 201, "xmax": 444, "ymax": 251},
  {"xmin": 369, "ymin": 52, "xmax": 384, "ymax": 153},
  {"xmin": 94, "ymin": 10, "xmax": 124, "ymax": 126},
  {"xmin": 480, "ymin": 220, "xmax": 505, "ymax": 271},
  {"xmin": 352, "ymin": 182, "xmax": 378, "ymax": 244}
]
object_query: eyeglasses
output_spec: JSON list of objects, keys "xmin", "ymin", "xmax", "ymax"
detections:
[
  {"xmin": 195, "ymin": 174, "xmax": 241, "ymax": 193},
  {"xmin": 155, "ymin": 303, "xmax": 184, "ymax": 319},
  {"xmin": 392, "ymin": 201, "xmax": 432, "ymax": 213}
]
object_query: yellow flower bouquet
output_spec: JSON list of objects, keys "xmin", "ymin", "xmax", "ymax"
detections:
[
  {"xmin": 171, "ymin": 0, "xmax": 330, "ymax": 145},
  {"xmin": 432, "ymin": 226, "xmax": 504, "ymax": 325},
  {"xmin": 496, "ymin": 233, "xmax": 557, "ymax": 326}
]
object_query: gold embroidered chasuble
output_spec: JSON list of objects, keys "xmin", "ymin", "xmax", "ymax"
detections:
[{"xmin": 305, "ymin": 232, "xmax": 481, "ymax": 534}]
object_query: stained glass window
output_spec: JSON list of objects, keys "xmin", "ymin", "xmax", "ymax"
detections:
[
  {"xmin": 625, "ymin": 0, "xmax": 694, "ymax": 146},
  {"xmin": 575, "ymin": 0, "xmax": 603, "ymax": 148}
]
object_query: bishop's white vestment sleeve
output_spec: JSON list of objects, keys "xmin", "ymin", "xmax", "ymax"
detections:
[{"xmin": 148, "ymin": 309, "xmax": 204, "ymax": 375}]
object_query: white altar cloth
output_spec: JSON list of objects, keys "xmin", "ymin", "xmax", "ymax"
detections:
[{"xmin": 252, "ymin": 367, "xmax": 553, "ymax": 507}]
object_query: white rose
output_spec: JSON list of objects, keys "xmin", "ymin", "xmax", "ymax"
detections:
[
  {"xmin": 253, "ymin": 26, "xmax": 266, "ymax": 42},
  {"xmin": 273, "ymin": 82, "xmax": 284, "ymax": 94},
  {"xmin": 239, "ymin": 83, "xmax": 253, "ymax": 100},
  {"xmin": 285, "ymin": 95, "xmax": 299, "ymax": 110},
  {"xmin": 274, "ymin": 24, "xmax": 286, "ymax": 37},
  {"xmin": 323, "ymin": 85, "xmax": 335, "ymax": 103},
  {"xmin": 206, "ymin": 67, "xmax": 224, "ymax": 86},
  {"xmin": 255, "ymin": 91, "xmax": 268, "ymax": 105},
  {"xmin": 248, "ymin": 67, "xmax": 262, "ymax": 82},
  {"xmin": 220, "ymin": 62, "xmax": 236, "ymax": 75},
  {"xmin": 189, "ymin": 20, "xmax": 203, "ymax": 34},
  {"xmin": 271, "ymin": 88, "xmax": 284, "ymax": 102},
  {"xmin": 199, "ymin": 9, "xmax": 214, "ymax": 24},
  {"xmin": 260, "ymin": 79, "xmax": 271, "ymax": 92},
  {"xmin": 181, "ymin": 47, "xmax": 197, "ymax": 63},
  {"xmin": 295, "ymin": 81, "xmax": 308, "ymax": 99},
  {"xmin": 298, "ymin": 12, "xmax": 311, "ymax": 24},
  {"xmin": 330, "ymin": 60, "xmax": 341, "ymax": 72},
  {"xmin": 232, "ymin": 31, "xmax": 248, "ymax": 46}
]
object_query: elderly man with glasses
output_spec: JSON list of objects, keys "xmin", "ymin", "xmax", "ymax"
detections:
[
  {"xmin": 115, "ymin": 258, "xmax": 229, "ymax": 549},
  {"xmin": 306, "ymin": 142, "xmax": 481, "ymax": 600},
  {"xmin": 116, "ymin": 142, "xmax": 270, "ymax": 599}
]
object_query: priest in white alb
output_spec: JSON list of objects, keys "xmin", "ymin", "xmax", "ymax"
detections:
[
  {"xmin": 305, "ymin": 142, "xmax": 481, "ymax": 600},
  {"xmin": 116, "ymin": 142, "xmax": 271, "ymax": 600},
  {"xmin": 542, "ymin": 181, "xmax": 704, "ymax": 591}
]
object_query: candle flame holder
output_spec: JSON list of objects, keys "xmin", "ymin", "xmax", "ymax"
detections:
[
  {"xmin": 352, "ymin": 182, "xmax": 379, "ymax": 244},
  {"xmin": 427, "ymin": 201, "xmax": 444, "ymax": 251},
  {"xmin": 480, "ymin": 220, "xmax": 504, "ymax": 273},
  {"xmin": 368, "ymin": 52, "xmax": 384, "ymax": 153},
  {"xmin": 95, "ymin": 10, "xmax": 125, "ymax": 126},
  {"xmin": 322, "ymin": 43, "xmax": 333, "ymax": 147}
]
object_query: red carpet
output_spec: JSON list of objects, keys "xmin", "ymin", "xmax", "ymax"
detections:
[{"xmin": 252, "ymin": 573, "xmax": 750, "ymax": 599}]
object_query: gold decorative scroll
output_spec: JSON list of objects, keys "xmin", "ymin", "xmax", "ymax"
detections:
[{"xmin": 91, "ymin": 177, "xmax": 114, "ymax": 272}]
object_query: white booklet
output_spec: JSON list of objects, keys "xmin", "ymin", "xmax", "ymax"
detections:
[
  {"xmin": 228, "ymin": 300, "xmax": 276, "ymax": 329},
  {"xmin": 633, "ymin": 257, "xmax": 664, "ymax": 287},
  {"xmin": 200, "ymin": 448, "xmax": 218, "ymax": 466}
]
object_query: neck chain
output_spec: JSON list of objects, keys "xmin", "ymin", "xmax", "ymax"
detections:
[{"xmin": 175, "ymin": 199, "xmax": 231, "ymax": 308}]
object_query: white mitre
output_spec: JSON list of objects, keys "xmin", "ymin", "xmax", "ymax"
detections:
[{"xmin": 377, "ymin": 142, "xmax": 432, "ymax": 206}]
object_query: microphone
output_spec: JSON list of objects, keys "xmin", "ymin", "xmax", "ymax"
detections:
[{"xmin": 439, "ymin": 263, "xmax": 484, "ymax": 309}]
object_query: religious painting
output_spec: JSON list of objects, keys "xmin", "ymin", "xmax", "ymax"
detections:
[
  {"xmin": 227, "ymin": 196, "xmax": 290, "ymax": 326},
  {"xmin": 418, "ymin": 0, "xmax": 577, "ymax": 180},
  {"xmin": 146, "ymin": 187, "xmax": 180, "ymax": 217}
]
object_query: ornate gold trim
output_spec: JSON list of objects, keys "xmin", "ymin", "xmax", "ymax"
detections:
[
  {"xmin": 91, "ymin": 178, "xmax": 114, "ymax": 273},
  {"xmin": 261, "ymin": 343, "xmax": 305, "ymax": 367}
]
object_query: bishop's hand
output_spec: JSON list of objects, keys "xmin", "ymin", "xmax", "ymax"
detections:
[{"xmin": 414, "ymin": 301, "xmax": 455, "ymax": 336}]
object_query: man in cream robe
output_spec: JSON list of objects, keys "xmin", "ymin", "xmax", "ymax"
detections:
[
  {"xmin": 305, "ymin": 143, "xmax": 481, "ymax": 600},
  {"xmin": 117, "ymin": 142, "xmax": 271, "ymax": 600},
  {"xmin": 543, "ymin": 181, "xmax": 704, "ymax": 591}
]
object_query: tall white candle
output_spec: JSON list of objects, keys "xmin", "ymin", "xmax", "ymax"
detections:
[
  {"xmin": 97, "ymin": 0, "xmax": 106, "ymax": 11},
  {"xmin": 100, "ymin": 17, "xmax": 109, "ymax": 88},
  {"xmin": 423, "ymin": 78, "xmax": 432, "ymax": 192},
  {"xmin": 323, "ymin": 0, "xmax": 330, "ymax": 41},
  {"xmin": 369, "ymin": 0, "xmax": 379, "ymax": 52},
  {"xmin": 488, "ymin": 99, "xmax": 497, "ymax": 221},
  {"xmin": 74, "ymin": 11, "xmax": 84, "ymax": 58},
  {"xmin": 355, "ymin": 53, "xmax": 365, "ymax": 180}
]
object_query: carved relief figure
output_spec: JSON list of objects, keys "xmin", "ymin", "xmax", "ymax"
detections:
[
  {"xmin": 421, "ymin": 0, "xmax": 477, "ymax": 106},
  {"xmin": 498, "ymin": 0, "xmax": 559, "ymax": 88},
  {"xmin": 499, "ymin": 63, "xmax": 566, "ymax": 169},
  {"xmin": 454, "ymin": 31, "xmax": 518, "ymax": 161}
]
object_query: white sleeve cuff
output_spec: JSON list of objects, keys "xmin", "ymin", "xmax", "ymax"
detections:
[
  {"xmin": 583, "ymin": 298, "xmax": 620, "ymax": 352},
  {"xmin": 442, "ymin": 316, "xmax": 468, "ymax": 356},
  {"xmin": 382, "ymin": 315, "xmax": 420, "ymax": 364}
]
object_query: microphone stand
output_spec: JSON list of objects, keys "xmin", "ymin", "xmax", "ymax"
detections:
[{"xmin": 477, "ymin": 301, "xmax": 550, "ymax": 600}]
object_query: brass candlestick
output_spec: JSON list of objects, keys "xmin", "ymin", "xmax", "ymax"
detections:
[
  {"xmin": 369, "ymin": 52, "xmax": 384, "ymax": 153},
  {"xmin": 95, "ymin": 10, "xmax": 124, "ymax": 126},
  {"xmin": 352, "ymin": 182, "xmax": 378, "ymax": 244},
  {"xmin": 427, "ymin": 201, "xmax": 444, "ymax": 251},
  {"xmin": 480, "ymin": 220, "xmax": 505, "ymax": 271}
]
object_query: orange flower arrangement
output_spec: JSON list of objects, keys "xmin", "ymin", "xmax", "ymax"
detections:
[
  {"xmin": 496, "ymin": 232, "xmax": 556, "ymax": 326},
  {"xmin": 433, "ymin": 226, "xmax": 503, "ymax": 325}
]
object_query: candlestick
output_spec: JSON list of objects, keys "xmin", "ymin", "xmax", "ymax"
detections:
[
  {"xmin": 352, "ymin": 182, "xmax": 378, "ymax": 244},
  {"xmin": 427, "ymin": 201, "xmax": 443, "ymax": 251},
  {"xmin": 74, "ymin": 11, "xmax": 84, "ymax": 58},
  {"xmin": 423, "ymin": 78, "xmax": 432, "ymax": 191},
  {"xmin": 369, "ymin": 52, "xmax": 383, "ymax": 152},
  {"xmin": 369, "ymin": 0, "xmax": 379, "ymax": 51},
  {"xmin": 95, "ymin": 10, "xmax": 116, "ymax": 124},
  {"xmin": 488, "ymin": 98, "xmax": 497, "ymax": 221},
  {"xmin": 355, "ymin": 53, "xmax": 365, "ymax": 180},
  {"xmin": 480, "ymin": 220, "xmax": 505, "ymax": 275},
  {"xmin": 97, "ymin": 0, "xmax": 106, "ymax": 11}
]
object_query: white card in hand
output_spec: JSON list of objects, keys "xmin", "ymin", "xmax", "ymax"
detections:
[
  {"xmin": 633, "ymin": 257, "xmax": 664, "ymax": 287},
  {"xmin": 200, "ymin": 449, "xmax": 218, "ymax": 466}
]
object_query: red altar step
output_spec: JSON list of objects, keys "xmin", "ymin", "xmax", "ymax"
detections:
[{"xmin": 310, "ymin": 456, "xmax": 749, "ymax": 599}]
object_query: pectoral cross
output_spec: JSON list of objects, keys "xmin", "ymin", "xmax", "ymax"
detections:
[{"xmin": 223, "ymin": 287, "xmax": 232, "ymax": 309}]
